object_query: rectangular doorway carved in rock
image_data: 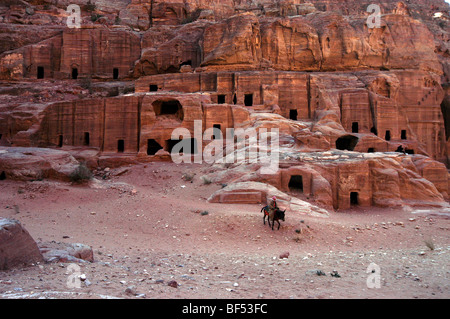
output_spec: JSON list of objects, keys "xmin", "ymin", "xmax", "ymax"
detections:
[
  {"xmin": 218, "ymin": 95, "xmax": 226, "ymax": 104},
  {"xmin": 401, "ymin": 130, "xmax": 407, "ymax": 140},
  {"xmin": 290, "ymin": 110, "xmax": 298, "ymax": 121},
  {"xmin": 147, "ymin": 139, "xmax": 163, "ymax": 155},
  {"xmin": 213, "ymin": 124, "xmax": 221, "ymax": 140},
  {"xmin": 37, "ymin": 66, "xmax": 44, "ymax": 79},
  {"xmin": 117, "ymin": 139, "xmax": 125, "ymax": 153},
  {"xmin": 244, "ymin": 94, "xmax": 253, "ymax": 106},
  {"xmin": 350, "ymin": 192, "xmax": 359, "ymax": 206},
  {"xmin": 385, "ymin": 130, "xmax": 391, "ymax": 141},
  {"xmin": 83, "ymin": 132, "xmax": 90, "ymax": 146},
  {"xmin": 289, "ymin": 175, "xmax": 303, "ymax": 193},
  {"xmin": 72, "ymin": 68, "xmax": 78, "ymax": 79}
]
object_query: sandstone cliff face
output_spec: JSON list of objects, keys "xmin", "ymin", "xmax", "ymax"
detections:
[
  {"xmin": 0, "ymin": 0, "xmax": 449, "ymax": 212},
  {"xmin": 61, "ymin": 27, "xmax": 141, "ymax": 79},
  {"xmin": 202, "ymin": 13, "xmax": 262, "ymax": 70},
  {"xmin": 2, "ymin": 1, "xmax": 447, "ymax": 78},
  {"xmin": 136, "ymin": 22, "xmax": 206, "ymax": 75},
  {"xmin": 259, "ymin": 16, "xmax": 322, "ymax": 72},
  {"xmin": 131, "ymin": 11, "xmax": 443, "ymax": 76},
  {"xmin": 133, "ymin": 69, "xmax": 447, "ymax": 161},
  {"xmin": 1, "ymin": 27, "xmax": 141, "ymax": 80},
  {"xmin": 119, "ymin": 0, "xmax": 449, "ymax": 29},
  {"xmin": 202, "ymin": 122, "xmax": 448, "ymax": 210}
]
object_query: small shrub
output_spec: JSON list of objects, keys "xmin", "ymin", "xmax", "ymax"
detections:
[
  {"xmin": 181, "ymin": 16, "xmax": 194, "ymax": 25},
  {"xmin": 122, "ymin": 86, "xmax": 135, "ymax": 95},
  {"xmin": 424, "ymin": 238, "xmax": 435, "ymax": 251},
  {"xmin": 79, "ymin": 77, "xmax": 91, "ymax": 89},
  {"xmin": 32, "ymin": 170, "xmax": 44, "ymax": 182},
  {"xmin": 182, "ymin": 172, "xmax": 195, "ymax": 182},
  {"xmin": 201, "ymin": 176, "xmax": 212, "ymax": 185},
  {"xmin": 91, "ymin": 14, "xmax": 102, "ymax": 22},
  {"xmin": 79, "ymin": 77, "xmax": 93, "ymax": 94},
  {"xmin": 180, "ymin": 9, "xmax": 202, "ymax": 25},
  {"xmin": 70, "ymin": 162, "xmax": 93, "ymax": 184},
  {"xmin": 86, "ymin": 1, "xmax": 96, "ymax": 12}
]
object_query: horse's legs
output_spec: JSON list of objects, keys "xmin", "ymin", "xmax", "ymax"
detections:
[{"xmin": 277, "ymin": 220, "xmax": 281, "ymax": 230}]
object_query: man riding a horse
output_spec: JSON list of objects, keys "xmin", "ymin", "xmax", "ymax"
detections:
[
  {"xmin": 261, "ymin": 196, "xmax": 286, "ymax": 230},
  {"xmin": 268, "ymin": 195, "xmax": 278, "ymax": 215}
]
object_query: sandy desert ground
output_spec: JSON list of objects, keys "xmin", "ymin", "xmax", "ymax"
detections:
[{"xmin": 0, "ymin": 161, "xmax": 449, "ymax": 300}]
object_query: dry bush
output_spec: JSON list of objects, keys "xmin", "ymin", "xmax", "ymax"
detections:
[
  {"xmin": 70, "ymin": 162, "xmax": 92, "ymax": 184},
  {"xmin": 201, "ymin": 176, "xmax": 212, "ymax": 185},
  {"xmin": 424, "ymin": 238, "xmax": 435, "ymax": 251}
]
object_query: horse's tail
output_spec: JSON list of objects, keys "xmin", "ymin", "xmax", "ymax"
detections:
[{"xmin": 261, "ymin": 206, "xmax": 268, "ymax": 213}]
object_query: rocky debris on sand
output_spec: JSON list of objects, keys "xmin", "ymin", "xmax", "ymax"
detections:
[
  {"xmin": 39, "ymin": 242, "xmax": 94, "ymax": 263},
  {"xmin": 330, "ymin": 270, "xmax": 341, "ymax": 278},
  {"xmin": 125, "ymin": 286, "xmax": 137, "ymax": 296},
  {"xmin": 279, "ymin": 252, "xmax": 290, "ymax": 259},
  {"xmin": 306, "ymin": 269, "xmax": 326, "ymax": 276}
]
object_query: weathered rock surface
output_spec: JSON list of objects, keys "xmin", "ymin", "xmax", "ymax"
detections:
[
  {"xmin": 1, "ymin": 2, "xmax": 447, "ymax": 79},
  {"xmin": 0, "ymin": 147, "xmax": 80, "ymax": 181},
  {"xmin": 203, "ymin": 110, "xmax": 448, "ymax": 210},
  {"xmin": 129, "ymin": 9, "xmax": 444, "ymax": 75},
  {"xmin": 0, "ymin": 218, "xmax": 43, "ymax": 270}
]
